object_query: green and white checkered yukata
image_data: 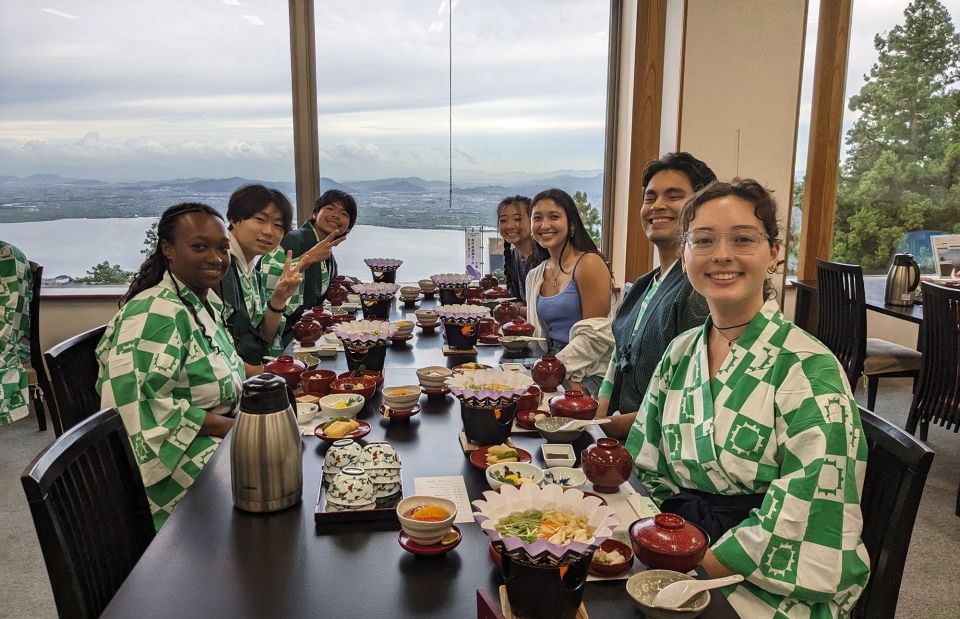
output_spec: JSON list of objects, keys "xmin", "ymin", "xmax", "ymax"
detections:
[
  {"xmin": 96, "ymin": 273, "xmax": 245, "ymax": 530},
  {"xmin": 625, "ymin": 300, "xmax": 870, "ymax": 618},
  {"xmin": 220, "ymin": 231, "xmax": 284, "ymax": 365},
  {"xmin": 0, "ymin": 241, "xmax": 32, "ymax": 425}
]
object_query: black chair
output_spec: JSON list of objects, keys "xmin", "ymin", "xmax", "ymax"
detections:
[
  {"xmin": 815, "ymin": 259, "xmax": 921, "ymax": 410},
  {"xmin": 44, "ymin": 325, "xmax": 107, "ymax": 436},
  {"xmin": 905, "ymin": 282, "xmax": 960, "ymax": 513},
  {"xmin": 26, "ymin": 260, "xmax": 51, "ymax": 431},
  {"xmin": 855, "ymin": 406, "xmax": 934, "ymax": 619},
  {"xmin": 21, "ymin": 408, "xmax": 155, "ymax": 619}
]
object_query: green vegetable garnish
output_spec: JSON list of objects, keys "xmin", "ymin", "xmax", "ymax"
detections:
[
  {"xmin": 495, "ymin": 509, "xmax": 544, "ymax": 543},
  {"xmin": 322, "ymin": 416, "xmax": 352, "ymax": 430},
  {"xmin": 495, "ymin": 450, "xmax": 519, "ymax": 461}
]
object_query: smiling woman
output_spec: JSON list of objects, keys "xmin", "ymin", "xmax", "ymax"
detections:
[{"xmin": 97, "ymin": 203, "xmax": 246, "ymax": 529}]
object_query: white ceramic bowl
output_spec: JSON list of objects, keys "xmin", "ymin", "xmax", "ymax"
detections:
[
  {"xmin": 382, "ymin": 385, "xmax": 421, "ymax": 409},
  {"xmin": 327, "ymin": 466, "xmax": 376, "ymax": 508},
  {"xmin": 322, "ymin": 439, "xmax": 362, "ymax": 481},
  {"xmin": 416, "ymin": 365, "xmax": 453, "ymax": 388},
  {"xmin": 296, "ymin": 403, "xmax": 319, "ymax": 425},
  {"xmin": 360, "ymin": 441, "xmax": 401, "ymax": 471},
  {"xmin": 485, "ymin": 462, "xmax": 545, "ymax": 491},
  {"xmin": 625, "ymin": 570, "xmax": 710, "ymax": 619},
  {"xmin": 319, "ymin": 393, "xmax": 365, "ymax": 418},
  {"xmin": 396, "ymin": 495, "xmax": 457, "ymax": 545},
  {"xmin": 542, "ymin": 467, "xmax": 587, "ymax": 490}
]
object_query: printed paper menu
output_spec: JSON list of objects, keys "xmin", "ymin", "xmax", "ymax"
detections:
[{"xmin": 414, "ymin": 475, "xmax": 473, "ymax": 524}]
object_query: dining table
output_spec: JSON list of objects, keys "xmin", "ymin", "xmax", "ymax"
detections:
[
  {"xmin": 792, "ymin": 275, "xmax": 924, "ymax": 336},
  {"xmin": 101, "ymin": 297, "xmax": 739, "ymax": 619}
]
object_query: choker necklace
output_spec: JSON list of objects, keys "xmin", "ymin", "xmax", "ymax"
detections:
[{"xmin": 713, "ymin": 319, "xmax": 751, "ymax": 347}]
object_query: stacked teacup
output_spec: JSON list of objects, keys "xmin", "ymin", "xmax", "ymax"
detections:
[
  {"xmin": 418, "ymin": 278, "xmax": 438, "ymax": 299},
  {"xmin": 323, "ymin": 439, "xmax": 362, "ymax": 483},
  {"xmin": 326, "ymin": 466, "xmax": 376, "ymax": 512},
  {"xmin": 415, "ymin": 309, "xmax": 439, "ymax": 329},
  {"xmin": 393, "ymin": 320, "xmax": 415, "ymax": 338},
  {"xmin": 399, "ymin": 286, "xmax": 420, "ymax": 307},
  {"xmin": 360, "ymin": 442, "xmax": 402, "ymax": 498}
]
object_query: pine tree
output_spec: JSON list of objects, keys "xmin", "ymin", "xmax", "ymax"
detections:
[{"xmin": 833, "ymin": 0, "xmax": 960, "ymax": 270}]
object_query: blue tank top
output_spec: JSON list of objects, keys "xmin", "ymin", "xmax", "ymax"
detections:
[{"xmin": 536, "ymin": 276, "xmax": 582, "ymax": 345}]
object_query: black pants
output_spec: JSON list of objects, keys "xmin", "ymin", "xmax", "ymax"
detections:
[{"xmin": 660, "ymin": 488, "xmax": 765, "ymax": 543}]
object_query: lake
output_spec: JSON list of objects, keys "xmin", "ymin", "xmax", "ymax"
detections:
[{"xmin": 1, "ymin": 218, "xmax": 497, "ymax": 282}]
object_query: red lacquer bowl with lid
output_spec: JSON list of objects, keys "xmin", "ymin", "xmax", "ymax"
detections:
[
  {"xmin": 264, "ymin": 355, "xmax": 307, "ymax": 388},
  {"xmin": 502, "ymin": 319, "xmax": 535, "ymax": 338},
  {"xmin": 547, "ymin": 390, "xmax": 598, "ymax": 420},
  {"xmin": 628, "ymin": 513, "xmax": 710, "ymax": 573}
]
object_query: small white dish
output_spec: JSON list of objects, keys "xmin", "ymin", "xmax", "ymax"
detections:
[
  {"xmin": 486, "ymin": 462, "xmax": 545, "ymax": 491},
  {"xmin": 542, "ymin": 467, "xmax": 587, "ymax": 490},
  {"xmin": 319, "ymin": 393, "xmax": 365, "ymax": 418},
  {"xmin": 296, "ymin": 403, "xmax": 319, "ymax": 425},
  {"xmin": 541, "ymin": 444, "xmax": 576, "ymax": 468}
]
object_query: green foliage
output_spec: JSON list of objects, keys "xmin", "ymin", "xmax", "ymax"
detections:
[
  {"xmin": 834, "ymin": 0, "xmax": 960, "ymax": 272},
  {"xmin": 74, "ymin": 261, "xmax": 135, "ymax": 284},
  {"xmin": 142, "ymin": 221, "xmax": 159, "ymax": 257},
  {"xmin": 788, "ymin": 179, "xmax": 804, "ymax": 273},
  {"xmin": 572, "ymin": 190, "xmax": 602, "ymax": 247}
]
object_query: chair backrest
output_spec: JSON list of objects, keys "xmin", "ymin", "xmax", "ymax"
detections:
[
  {"xmin": 21, "ymin": 408, "xmax": 155, "ymax": 619},
  {"xmin": 815, "ymin": 259, "xmax": 868, "ymax": 386},
  {"xmin": 44, "ymin": 325, "xmax": 108, "ymax": 436},
  {"xmin": 909, "ymin": 282, "xmax": 960, "ymax": 431},
  {"xmin": 27, "ymin": 262, "xmax": 55, "ymax": 408},
  {"xmin": 854, "ymin": 406, "xmax": 934, "ymax": 619}
]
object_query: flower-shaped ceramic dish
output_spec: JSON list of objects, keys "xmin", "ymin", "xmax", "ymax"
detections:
[
  {"xmin": 349, "ymin": 282, "xmax": 399, "ymax": 298},
  {"xmin": 445, "ymin": 369, "xmax": 533, "ymax": 408},
  {"xmin": 433, "ymin": 304, "xmax": 491, "ymax": 323},
  {"xmin": 473, "ymin": 483, "xmax": 618, "ymax": 564},
  {"xmin": 363, "ymin": 258, "xmax": 404, "ymax": 272},
  {"xmin": 330, "ymin": 319, "xmax": 397, "ymax": 347},
  {"xmin": 430, "ymin": 273, "xmax": 474, "ymax": 287},
  {"xmin": 326, "ymin": 466, "xmax": 376, "ymax": 508}
]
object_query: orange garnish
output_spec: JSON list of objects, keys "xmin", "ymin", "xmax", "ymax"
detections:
[
  {"xmin": 461, "ymin": 325, "xmax": 476, "ymax": 336},
  {"xmin": 493, "ymin": 408, "xmax": 501, "ymax": 420},
  {"xmin": 410, "ymin": 505, "xmax": 450, "ymax": 522}
]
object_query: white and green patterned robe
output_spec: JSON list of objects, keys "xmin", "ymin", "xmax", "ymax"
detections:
[
  {"xmin": 625, "ymin": 300, "xmax": 870, "ymax": 618},
  {"xmin": 96, "ymin": 273, "xmax": 245, "ymax": 529},
  {"xmin": 0, "ymin": 242, "xmax": 32, "ymax": 425}
]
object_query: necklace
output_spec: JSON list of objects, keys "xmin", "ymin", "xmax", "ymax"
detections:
[{"xmin": 713, "ymin": 319, "xmax": 752, "ymax": 347}]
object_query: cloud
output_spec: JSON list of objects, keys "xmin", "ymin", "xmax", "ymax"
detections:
[{"xmin": 41, "ymin": 8, "xmax": 79, "ymax": 20}]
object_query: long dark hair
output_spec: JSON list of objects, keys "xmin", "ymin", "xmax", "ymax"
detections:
[
  {"xmin": 531, "ymin": 188, "xmax": 608, "ymax": 276},
  {"xmin": 496, "ymin": 195, "xmax": 548, "ymax": 259}
]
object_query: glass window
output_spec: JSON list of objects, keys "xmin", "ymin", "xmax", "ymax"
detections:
[
  {"xmin": 831, "ymin": 0, "xmax": 960, "ymax": 275},
  {"xmin": 0, "ymin": 1, "xmax": 295, "ymax": 286},
  {"xmin": 791, "ymin": 0, "xmax": 960, "ymax": 276},
  {"xmin": 314, "ymin": 0, "xmax": 611, "ymax": 281}
]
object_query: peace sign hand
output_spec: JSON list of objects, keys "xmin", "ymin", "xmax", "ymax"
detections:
[
  {"xmin": 299, "ymin": 229, "xmax": 346, "ymax": 270},
  {"xmin": 270, "ymin": 250, "xmax": 304, "ymax": 306}
]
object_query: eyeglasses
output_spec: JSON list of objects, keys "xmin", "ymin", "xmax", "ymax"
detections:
[{"xmin": 684, "ymin": 229, "xmax": 769, "ymax": 255}]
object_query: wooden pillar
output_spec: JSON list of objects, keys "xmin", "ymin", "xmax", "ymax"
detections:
[
  {"xmin": 289, "ymin": 0, "xmax": 321, "ymax": 224},
  {"xmin": 796, "ymin": 0, "xmax": 853, "ymax": 280},
  {"xmin": 624, "ymin": 0, "xmax": 667, "ymax": 282}
]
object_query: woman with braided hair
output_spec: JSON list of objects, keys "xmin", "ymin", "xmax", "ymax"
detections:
[{"xmin": 96, "ymin": 203, "xmax": 246, "ymax": 529}]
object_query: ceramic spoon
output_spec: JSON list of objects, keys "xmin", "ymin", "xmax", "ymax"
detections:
[
  {"xmin": 556, "ymin": 418, "xmax": 611, "ymax": 431},
  {"xmin": 651, "ymin": 574, "xmax": 744, "ymax": 609}
]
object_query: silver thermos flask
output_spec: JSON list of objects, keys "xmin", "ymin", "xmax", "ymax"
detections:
[{"xmin": 231, "ymin": 373, "xmax": 303, "ymax": 512}]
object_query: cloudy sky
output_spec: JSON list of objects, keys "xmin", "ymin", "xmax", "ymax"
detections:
[{"xmin": 0, "ymin": 0, "xmax": 957, "ymax": 183}]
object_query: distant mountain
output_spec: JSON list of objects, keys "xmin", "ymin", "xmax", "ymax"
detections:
[
  {"xmin": 0, "ymin": 173, "xmax": 107, "ymax": 186},
  {"xmin": 342, "ymin": 177, "xmax": 448, "ymax": 192}
]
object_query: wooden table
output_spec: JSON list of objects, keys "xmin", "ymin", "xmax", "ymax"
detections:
[
  {"xmin": 793, "ymin": 276, "xmax": 924, "ymax": 335},
  {"xmin": 101, "ymin": 299, "xmax": 738, "ymax": 619}
]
